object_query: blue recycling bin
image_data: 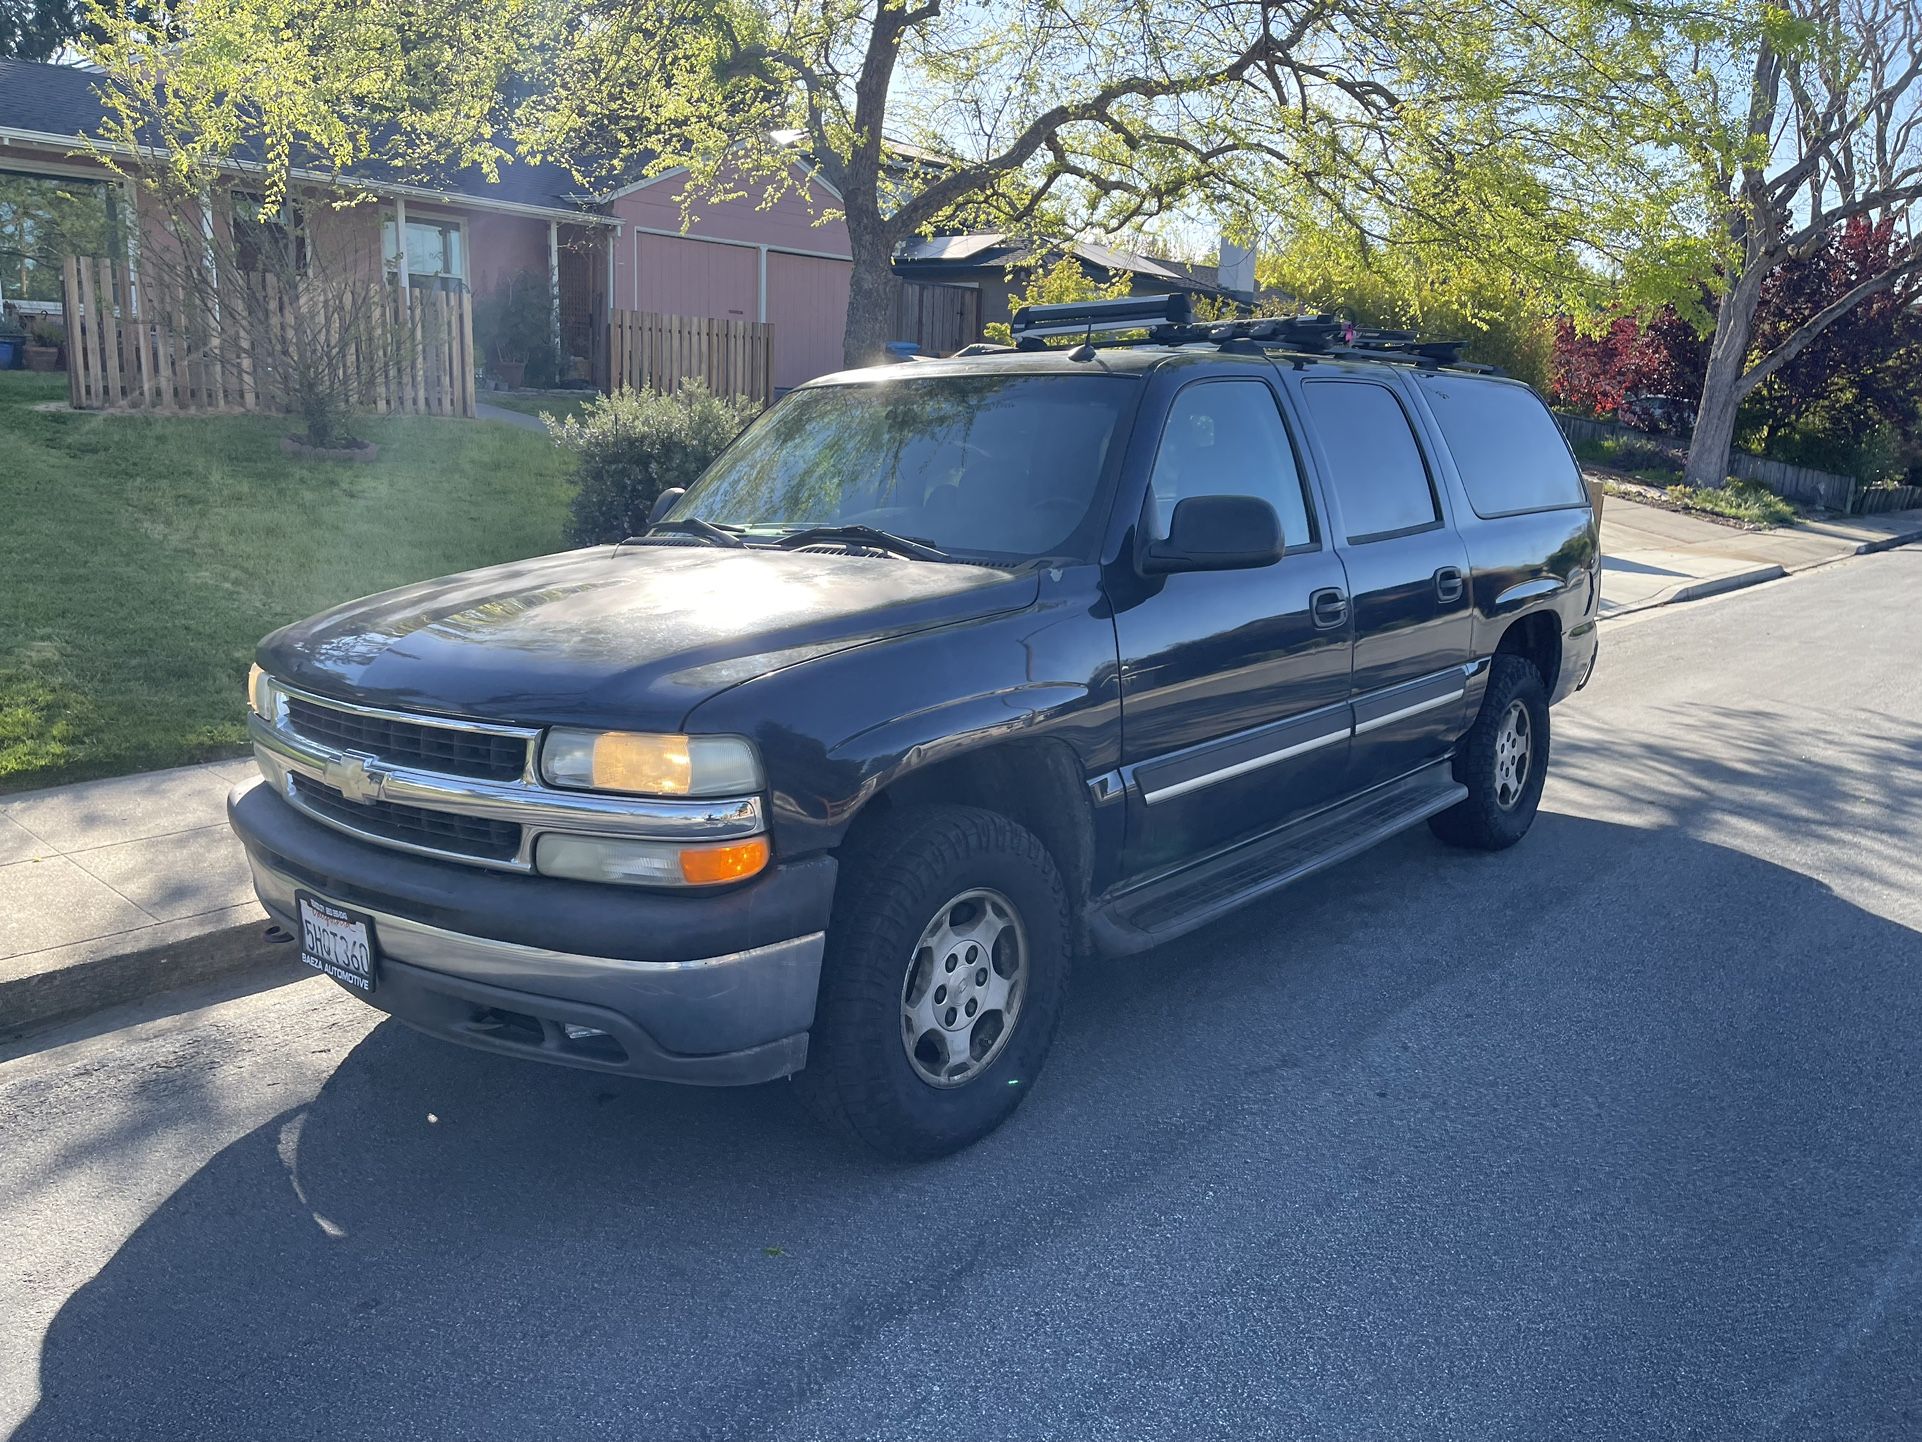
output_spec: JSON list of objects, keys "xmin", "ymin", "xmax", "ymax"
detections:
[{"xmin": 0, "ymin": 337, "xmax": 23, "ymax": 370}]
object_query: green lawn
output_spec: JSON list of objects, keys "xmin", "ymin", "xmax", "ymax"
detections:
[{"xmin": 1, "ymin": 371, "xmax": 573, "ymax": 793}]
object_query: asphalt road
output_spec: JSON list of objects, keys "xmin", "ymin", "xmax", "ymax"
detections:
[{"xmin": 4, "ymin": 548, "xmax": 1921, "ymax": 1441}]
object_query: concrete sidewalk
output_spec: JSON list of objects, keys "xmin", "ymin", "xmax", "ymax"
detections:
[
  {"xmin": 0, "ymin": 761, "xmax": 282, "ymax": 1039},
  {"xmin": 1600, "ymin": 496, "xmax": 1922, "ymax": 615},
  {"xmin": 4, "ymin": 498, "xmax": 1920, "ymax": 1038},
  {"xmin": 475, "ymin": 400, "xmax": 550, "ymax": 433}
]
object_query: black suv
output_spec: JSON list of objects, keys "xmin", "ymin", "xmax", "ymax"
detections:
[{"xmin": 229, "ymin": 297, "xmax": 1600, "ymax": 1158}]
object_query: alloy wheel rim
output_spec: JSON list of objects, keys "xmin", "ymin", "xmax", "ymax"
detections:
[
  {"xmin": 900, "ymin": 888, "xmax": 1028, "ymax": 1088},
  {"xmin": 1494, "ymin": 700, "xmax": 1532, "ymax": 810}
]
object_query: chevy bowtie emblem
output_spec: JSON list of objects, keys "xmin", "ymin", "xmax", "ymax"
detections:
[{"xmin": 321, "ymin": 752, "xmax": 387, "ymax": 804}]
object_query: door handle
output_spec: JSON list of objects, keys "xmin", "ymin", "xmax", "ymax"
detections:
[
  {"xmin": 1310, "ymin": 586, "xmax": 1348, "ymax": 630},
  {"xmin": 1434, "ymin": 566, "xmax": 1465, "ymax": 604}
]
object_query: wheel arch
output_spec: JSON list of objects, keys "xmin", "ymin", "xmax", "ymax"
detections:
[
  {"xmin": 1493, "ymin": 608, "xmax": 1563, "ymax": 695},
  {"xmin": 844, "ymin": 735, "xmax": 1097, "ymax": 925}
]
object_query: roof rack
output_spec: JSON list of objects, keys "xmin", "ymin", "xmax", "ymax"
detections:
[
  {"xmin": 1002, "ymin": 293, "xmax": 1496, "ymax": 372},
  {"xmin": 1007, "ymin": 291, "xmax": 1198, "ymax": 341}
]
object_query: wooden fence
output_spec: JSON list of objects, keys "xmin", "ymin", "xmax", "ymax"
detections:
[
  {"xmin": 1856, "ymin": 482, "xmax": 1922, "ymax": 514},
  {"xmin": 895, "ymin": 281, "xmax": 983, "ymax": 356},
  {"xmin": 599, "ymin": 309, "xmax": 773, "ymax": 404},
  {"xmin": 62, "ymin": 255, "xmax": 476, "ymax": 418},
  {"xmin": 1554, "ymin": 411, "xmax": 1858, "ymax": 512}
]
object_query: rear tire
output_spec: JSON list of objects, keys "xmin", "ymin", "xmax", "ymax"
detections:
[
  {"xmin": 799, "ymin": 804, "xmax": 1071, "ymax": 1159},
  {"xmin": 1429, "ymin": 654, "xmax": 1550, "ymax": 851}
]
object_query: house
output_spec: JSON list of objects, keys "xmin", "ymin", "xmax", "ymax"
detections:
[
  {"xmin": 1, "ymin": 58, "xmax": 1259, "ymax": 397},
  {"xmin": 0, "ymin": 58, "xmax": 866, "ymax": 393},
  {"xmin": 891, "ymin": 232, "xmax": 1256, "ymax": 331}
]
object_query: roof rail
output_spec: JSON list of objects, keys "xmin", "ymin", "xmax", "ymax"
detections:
[{"xmin": 999, "ymin": 293, "xmax": 1494, "ymax": 372}]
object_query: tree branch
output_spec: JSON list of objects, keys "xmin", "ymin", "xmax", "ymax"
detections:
[
  {"xmin": 1736, "ymin": 242, "xmax": 1922, "ymax": 397},
  {"xmin": 888, "ymin": 19, "xmax": 1319, "ymax": 237}
]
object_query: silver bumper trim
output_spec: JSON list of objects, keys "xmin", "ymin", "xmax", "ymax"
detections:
[
  {"xmin": 252, "ymin": 847, "xmax": 824, "ymax": 997},
  {"xmin": 249, "ymin": 711, "xmax": 766, "ymax": 872}
]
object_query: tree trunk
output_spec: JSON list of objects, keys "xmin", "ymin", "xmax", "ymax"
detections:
[
  {"xmin": 1683, "ymin": 260, "xmax": 1767, "ymax": 489},
  {"xmin": 841, "ymin": 213, "xmax": 898, "ymax": 370}
]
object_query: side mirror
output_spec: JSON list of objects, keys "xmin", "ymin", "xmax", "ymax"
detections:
[
  {"xmin": 1144, "ymin": 494, "xmax": 1285, "ymax": 575},
  {"xmin": 647, "ymin": 488, "xmax": 686, "ymax": 527}
]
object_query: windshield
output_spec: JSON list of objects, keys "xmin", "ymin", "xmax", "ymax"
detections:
[{"xmin": 667, "ymin": 373, "xmax": 1137, "ymax": 562}]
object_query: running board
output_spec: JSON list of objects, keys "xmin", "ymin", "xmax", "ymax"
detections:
[{"xmin": 1087, "ymin": 761, "xmax": 1467, "ymax": 956}]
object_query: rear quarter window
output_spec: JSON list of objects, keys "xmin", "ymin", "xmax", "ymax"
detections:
[{"xmin": 1415, "ymin": 375, "xmax": 1587, "ymax": 517}]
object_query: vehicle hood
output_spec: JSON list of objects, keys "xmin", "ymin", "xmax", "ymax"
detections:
[{"xmin": 258, "ymin": 544, "xmax": 1040, "ymax": 729}]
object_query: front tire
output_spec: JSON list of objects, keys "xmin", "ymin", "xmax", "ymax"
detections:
[
  {"xmin": 800, "ymin": 804, "xmax": 1071, "ymax": 1160},
  {"xmin": 1429, "ymin": 654, "xmax": 1550, "ymax": 851}
]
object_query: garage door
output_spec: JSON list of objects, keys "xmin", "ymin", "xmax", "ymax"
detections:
[
  {"xmin": 765, "ymin": 251, "xmax": 853, "ymax": 392},
  {"xmin": 633, "ymin": 234, "xmax": 758, "ymax": 323}
]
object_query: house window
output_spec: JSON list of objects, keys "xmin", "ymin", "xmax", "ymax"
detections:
[
  {"xmin": 382, "ymin": 215, "xmax": 464, "ymax": 287},
  {"xmin": 231, "ymin": 193, "xmax": 308, "ymax": 277},
  {"xmin": 0, "ymin": 172, "xmax": 120, "ymax": 303}
]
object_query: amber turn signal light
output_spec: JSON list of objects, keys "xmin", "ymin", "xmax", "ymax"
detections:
[{"xmin": 677, "ymin": 837, "xmax": 771, "ymax": 885}]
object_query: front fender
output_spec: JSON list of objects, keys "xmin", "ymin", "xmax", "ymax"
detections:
[
  {"xmin": 683, "ymin": 567, "xmax": 1121, "ymax": 858},
  {"xmin": 829, "ymin": 679, "xmax": 1097, "ymax": 805}
]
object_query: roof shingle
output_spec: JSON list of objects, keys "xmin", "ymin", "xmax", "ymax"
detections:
[{"xmin": 0, "ymin": 58, "xmax": 598, "ymax": 216}]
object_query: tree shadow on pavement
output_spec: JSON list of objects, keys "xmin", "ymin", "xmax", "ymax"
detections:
[{"xmin": 17, "ymin": 814, "xmax": 1922, "ymax": 1441}]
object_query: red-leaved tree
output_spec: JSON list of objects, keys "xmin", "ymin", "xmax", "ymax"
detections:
[
  {"xmin": 1742, "ymin": 216, "xmax": 1922, "ymax": 462},
  {"xmin": 1549, "ymin": 309, "xmax": 1708, "ymax": 423},
  {"xmin": 1552, "ymin": 220, "xmax": 1922, "ymax": 478}
]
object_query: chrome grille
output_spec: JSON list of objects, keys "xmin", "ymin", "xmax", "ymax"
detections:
[
  {"xmin": 290, "ymin": 773, "xmax": 523, "ymax": 863},
  {"xmin": 284, "ymin": 695, "xmax": 529, "ymax": 781}
]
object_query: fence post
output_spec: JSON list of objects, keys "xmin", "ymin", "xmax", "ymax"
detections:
[
  {"xmin": 154, "ymin": 276, "xmax": 176, "ymax": 410},
  {"xmin": 441, "ymin": 287, "xmax": 456, "ymax": 417},
  {"xmin": 128, "ymin": 265, "xmax": 150, "ymax": 408},
  {"xmin": 62, "ymin": 256, "xmax": 84, "ymax": 409},
  {"xmin": 100, "ymin": 258, "xmax": 127, "ymax": 405},
  {"xmin": 458, "ymin": 284, "xmax": 475, "ymax": 417},
  {"xmin": 415, "ymin": 287, "xmax": 429, "ymax": 413},
  {"xmin": 81, "ymin": 255, "xmax": 109, "ymax": 407}
]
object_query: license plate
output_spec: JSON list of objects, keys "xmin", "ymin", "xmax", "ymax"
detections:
[{"xmin": 296, "ymin": 892, "xmax": 378, "ymax": 993}]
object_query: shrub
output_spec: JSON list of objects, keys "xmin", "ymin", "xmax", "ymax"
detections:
[
  {"xmin": 473, "ymin": 270, "xmax": 561, "ymax": 387},
  {"xmin": 1663, "ymin": 479, "xmax": 1797, "ymax": 528},
  {"xmin": 552, "ymin": 382, "xmax": 761, "ymax": 545}
]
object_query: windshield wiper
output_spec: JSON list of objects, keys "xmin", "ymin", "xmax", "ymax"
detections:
[
  {"xmin": 642, "ymin": 517, "xmax": 746, "ymax": 548},
  {"xmin": 773, "ymin": 524, "xmax": 949, "ymax": 562}
]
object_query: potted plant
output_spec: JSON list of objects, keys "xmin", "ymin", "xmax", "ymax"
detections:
[
  {"xmin": 473, "ymin": 270, "xmax": 559, "ymax": 391},
  {"xmin": 23, "ymin": 316, "xmax": 65, "ymax": 372}
]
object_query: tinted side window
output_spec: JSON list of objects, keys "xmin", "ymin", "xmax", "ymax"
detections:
[
  {"xmin": 1148, "ymin": 380, "xmax": 1316, "ymax": 548},
  {"xmin": 1416, "ymin": 375, "xmax": 1587, "ymax": 516},
  {"xmin": 1302, "ymin": 380, "xmax": 1441, "ymax": 542}
]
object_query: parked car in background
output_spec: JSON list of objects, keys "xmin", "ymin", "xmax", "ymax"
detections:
[
  {"xmin": 1618, "ymin": 392, "xmax": 1698, "ymax": 436},
  {"xmin": 228, "ymin": 295, "xmax": 1600, "ymax": 1159}
]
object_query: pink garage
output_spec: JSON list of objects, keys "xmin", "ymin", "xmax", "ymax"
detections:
[{"xmin": 608, "ymin": 169, "xmax": 854, "ymax": 394}]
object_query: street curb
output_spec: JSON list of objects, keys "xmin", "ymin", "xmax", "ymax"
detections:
[
  {"xmin": 1603, "ymin": 562, "xmax": 1788, "ymax": 619},
  {"xmin": 0, "ymin": 906, "xmax": 284, "ymax": 1044},
  {"xmin": 1853, "ymin": 525, "xmax": 1922, "ymax": 556},
  {"xmin": 1665, "ymin": 563, "xmax": 1787, "ymax": 604}
]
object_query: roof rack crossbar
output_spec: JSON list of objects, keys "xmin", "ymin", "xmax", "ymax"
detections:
[
  {"xmin": 994, "ymin": 293, "xmax": 1491, "ymax": 371},
  {"xmin": 1008, "ymin": 292, "xmax": 1195, "ymax": 340}
]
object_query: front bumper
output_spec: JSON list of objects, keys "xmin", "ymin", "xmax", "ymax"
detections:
[{"xmin": 230, "ymin": 778, "xmax": 837, "ymax": 1084}]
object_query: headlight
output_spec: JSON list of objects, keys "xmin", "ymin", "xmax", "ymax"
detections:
[
  {"xmin": 534, "ymin": 834, "xmax": 770, "ymax": 886},
  {"xmin": 246, "ymin": 664, "xmax": 281, "ymax": 719},
  {"xmin": 540, "ymin": 730, "xmax": 762, "ymax": 797}
]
